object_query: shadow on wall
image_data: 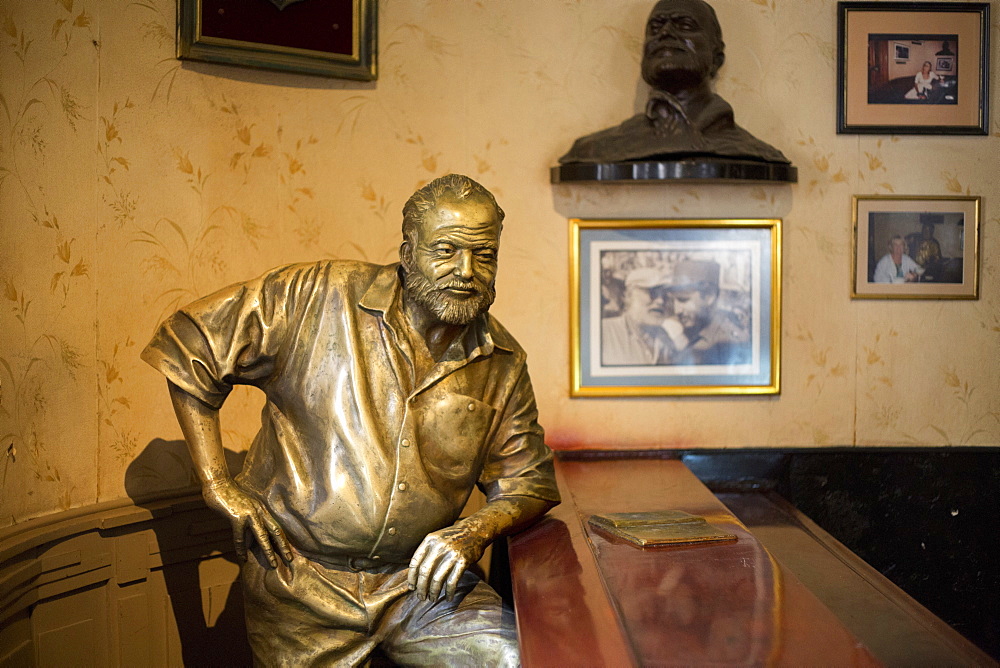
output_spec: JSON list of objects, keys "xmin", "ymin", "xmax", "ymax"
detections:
[{"xmin": 125, "ymin": 438, "xmax": 252, "ymax": 666}]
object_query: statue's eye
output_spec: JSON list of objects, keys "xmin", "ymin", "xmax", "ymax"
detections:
[{"xmin": 434, "ymin": 246, "xmax": 456, "ymax": 258}]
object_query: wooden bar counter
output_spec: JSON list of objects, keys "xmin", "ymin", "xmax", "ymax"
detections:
[{"xmin": 508, "ymin": 458, "xmax": 880, "ymax": 667}]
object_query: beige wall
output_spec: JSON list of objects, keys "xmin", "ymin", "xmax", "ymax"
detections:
[{"xmin": 2, "ymin": 0, "xmax": 998, "ymax": 527}]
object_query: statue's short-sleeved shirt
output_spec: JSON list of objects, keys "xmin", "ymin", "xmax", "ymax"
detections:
[{"xmin": 142, "ymin": 261, "xmax": 559, "ymax": 563}]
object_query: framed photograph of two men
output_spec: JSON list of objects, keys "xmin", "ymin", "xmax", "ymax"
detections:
[
  {"xmin": 178, "ymin": 0, "xmax": 377, "ymax": 80},
  {"xmin": 570, "ymin": 219, "xmax": 781, "ymax": 397}
]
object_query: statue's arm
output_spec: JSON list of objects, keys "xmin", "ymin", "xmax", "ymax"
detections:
[
  {"xmin": 168, "ymin": 380, "xmax": 292, "ymax": 567},
  {"xmin": 408, "ymin": 362, "xmax": 557, "ymax": 601},
  {"xmin": 407, "ymin": 495, "xmax": 555, "ymax": 601}
]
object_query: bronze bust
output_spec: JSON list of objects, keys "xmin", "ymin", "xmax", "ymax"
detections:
[
  {"xmin": 143, "ymin": 174, "xmax": 559, "ymax": 665},
  {"xmin": 559, "ymin": 0, "xmax": 790, "ymax": 166}
]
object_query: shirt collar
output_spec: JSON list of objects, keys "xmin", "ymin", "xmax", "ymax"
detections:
[{"xmin": 359, "ymin": 263, "xmax": 515, "ymax": 360}]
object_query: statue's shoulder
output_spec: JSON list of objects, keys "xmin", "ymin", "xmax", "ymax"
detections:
[
  {"xmin": 260, "ymin": 259, "xmax": 384, "ymax": 287},
  {"xmin": 226, "ymin": 260, "xmax": 389, "ymax": 309},
  {"xmin": 485, "ymin": 314, "xmax": 527, "ymax": 360}
]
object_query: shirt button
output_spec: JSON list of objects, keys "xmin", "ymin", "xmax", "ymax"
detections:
[
  {"xmin": 398, "ymin": 482, "xmax": 407, "ymax": 491},
  {"xmin": 388, "ymin": 527, "xmax": 397, "ymax": 535},
  {"xmin": 401, "ymin": 438, "xmax": 410, "ymax": 447},
  {"xmin": 467, "ymin": 403, "xmax": 475, "ymax": 411}
]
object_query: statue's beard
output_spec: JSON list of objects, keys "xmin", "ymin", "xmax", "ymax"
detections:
[
  {"xmin": 643, "ymin": 59, "xmax": 710, "ymax": 91},
  {"xmin": 403, "ymin": 269, "xmax": 496, "ymax": 326},
  {"xmin": 641, "ymin": 43, "xmax": 715, "ymax": 91}
]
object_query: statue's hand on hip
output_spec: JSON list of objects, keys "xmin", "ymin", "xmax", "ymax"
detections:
[
  {"xmin": 408, "ymin": 523, "xmax": 487, "ymax": 602},
  {"xmin": 204, "ymin": 479, "xmax": 293, "ymax": 567}
]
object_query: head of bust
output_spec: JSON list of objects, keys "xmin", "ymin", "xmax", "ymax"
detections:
[{"xmin": 640, "ymin": 0, "xmax": 726, "ymax": 94}]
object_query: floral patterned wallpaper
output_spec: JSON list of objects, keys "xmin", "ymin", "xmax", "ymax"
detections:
[{"xmin": 1, "ymin": 0, "xmax": 998, "ymax": 527}]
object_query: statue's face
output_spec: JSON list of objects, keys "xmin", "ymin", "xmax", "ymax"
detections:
[
  {"xmin": 670, "ymin": 287, "xmax": 715, "ymax": 332},
  {"xmin": 404, "ymin": 195, "xmax": 500, "ymax": 325},
  {"xmin": 641, "ymin": 0, "xmax": 720, "ymax": 91}
]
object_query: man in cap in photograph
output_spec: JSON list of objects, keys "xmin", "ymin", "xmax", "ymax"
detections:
[
  {"xmin": 665, "ymin": 259, "xmax": 750, "ymax": 365},
  {"xmin": 601, "ymin": 267, "xmax": 676, "ymax": 366}
]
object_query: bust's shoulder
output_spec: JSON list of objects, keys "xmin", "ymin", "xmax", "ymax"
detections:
[
  {"xmin": 559, "ymin": 92, "xmax": 789, "ymax": 165},
  {"xmin": 559, "ymin": 113, "xmax": 652, "ymax": 164}
]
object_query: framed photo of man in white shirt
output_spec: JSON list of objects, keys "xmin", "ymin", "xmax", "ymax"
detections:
[{"xmin": 852, "ymin": 195, "xmax": 980, "ymax": 299}]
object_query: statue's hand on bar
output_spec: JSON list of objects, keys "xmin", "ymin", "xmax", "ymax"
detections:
[{"xmin": 407, "ymin": 522, "xmax": 488, "ymax": 602}]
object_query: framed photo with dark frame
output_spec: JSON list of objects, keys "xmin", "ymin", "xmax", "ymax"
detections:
[
  {"xmin": 178, "ymin": 0, "xmax": 377, "ymax": 80},
  {"xmin": 837, "ymin": 2, "xmax": 989, "ymax": 134},
  {"xmin": 852, "ymin": 195, "xmax": 980, "ymax": 299},
  {"xmin": 570, "ymin": 219, "xmax": 781, "ymax": 397}
]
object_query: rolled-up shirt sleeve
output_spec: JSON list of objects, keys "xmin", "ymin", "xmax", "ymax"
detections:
[
  {"xmin": 479, "ymin": 365, "xmax": 561, "ymax": 504},
  {"xmin": 141, "ymin": 265, "xmax": 304, "ymax": 408}
]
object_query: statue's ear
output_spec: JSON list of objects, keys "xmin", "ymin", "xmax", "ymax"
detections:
[
  {"xmin": 399, "ymin": 240, "xmax": 412, "ymax": 268},
  {"xmin": 712, "ymin": 50, "xmax": 725, "ymax": 77}
]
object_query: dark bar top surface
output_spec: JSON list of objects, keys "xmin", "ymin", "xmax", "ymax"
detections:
[{"xmin": 509, "ymin": 458, "xmax": 877, "ymax": 667}]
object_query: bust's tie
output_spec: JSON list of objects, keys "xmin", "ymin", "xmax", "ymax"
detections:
[{"xmin": 645, "ymin": 91, "xmax": 705, "ymax": 148}]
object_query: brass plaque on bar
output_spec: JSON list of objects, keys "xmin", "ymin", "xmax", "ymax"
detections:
[{"xmin": 588, "ymin": 510, "xmax": 737, "ymax": 548}]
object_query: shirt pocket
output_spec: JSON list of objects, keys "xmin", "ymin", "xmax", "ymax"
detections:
[{"xmin": 414, "ymin": 390, "xmax": 497, "ymax": 484}]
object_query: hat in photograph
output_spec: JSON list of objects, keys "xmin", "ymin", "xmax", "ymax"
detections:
[
  {"xmin": 670, "ymin": 260, "xmax": 720, "ymax": 290},
  {"xmin": 625, "ymin": 267, "xmax": 669, "ymax": 289}
]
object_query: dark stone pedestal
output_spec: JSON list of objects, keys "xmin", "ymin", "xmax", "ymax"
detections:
[{"xmin": 551, "ymin": 158, "xmax": 798, "ymax": 184}]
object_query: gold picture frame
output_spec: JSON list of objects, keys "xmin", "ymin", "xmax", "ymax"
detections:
[
  {"xmin": 570, "ymin": 219, "xmax": 781, "ymax": 397},
  {"xmin": 177, "ymin": 0, "xmax": 377, "ymax": 80},
  {"xmin": 852, "ymin": 195, "xmax": 980, "ymax": 299}
]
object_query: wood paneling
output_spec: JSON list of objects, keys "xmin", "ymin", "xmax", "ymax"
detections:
[{"xmin": 0, "ymin": 493, "xmax": 250, "ymax": 667}]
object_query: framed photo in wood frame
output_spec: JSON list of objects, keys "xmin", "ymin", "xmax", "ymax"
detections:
[
  {"xmin": 178, "ymin": 0, "xmax": 377, "ymax": 80},
  {"xmin": 570, "ymin": 219, "xmax": 781, "ymax": 397},
  {"xmin": 852, "ymin": 195, "xmax": 980, "ymax": 299},
  {"xmin": 837, "ymin": 2, "xmax": 989, "ymax": 134}
]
